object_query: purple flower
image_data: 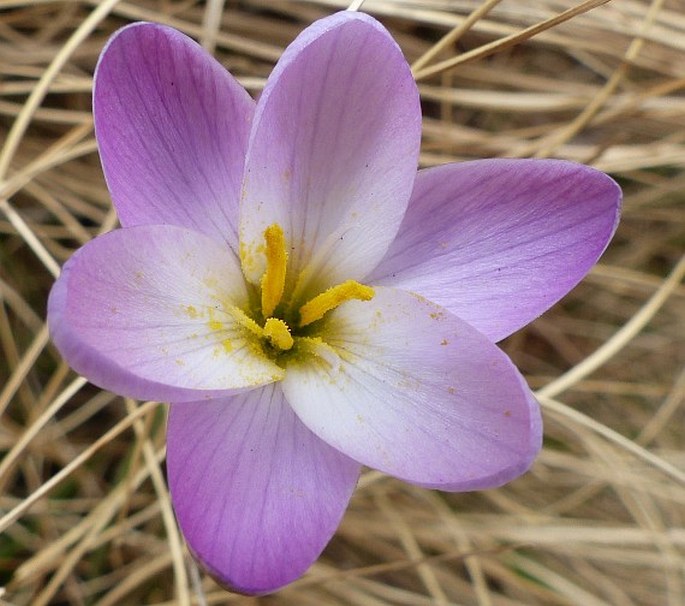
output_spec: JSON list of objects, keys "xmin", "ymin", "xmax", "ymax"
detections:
[{"xmin": 47, "ymin": 11, "xmax": 621, "ymax": 595}]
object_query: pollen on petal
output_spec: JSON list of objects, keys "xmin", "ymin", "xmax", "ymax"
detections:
[
  {"xmin": 183, "ymin": 304, "xmax": 200, "ymax": 319},
  {"xmin": 299, "ymin": 280, "xmax": 374, "ymax": 327},
  {"xmin": 208, "ymin": 319, "xmax": 223, "ymax": 331}
]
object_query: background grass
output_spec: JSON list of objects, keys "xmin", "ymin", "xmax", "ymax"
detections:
[{"xmin": 0, "ymin": 0, "xmax": 683, "ymax": 604}]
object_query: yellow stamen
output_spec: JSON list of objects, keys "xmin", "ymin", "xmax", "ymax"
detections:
[
  {"xmin": 263, "ymin": 317, "xmax": 294, "ymax": 351},
  {"xmin": 260, "ymin": 224, "xmax": 288, "ymax": 318},
  {"xmin": 299, "ymin": 280, "xmax": 375, "ymax": 327}
]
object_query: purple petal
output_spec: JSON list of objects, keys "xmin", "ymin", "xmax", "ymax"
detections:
[
  {"xmin": 47, "ymin": 225, "xmax": 283, "ymax": 402},
  {"xmin": 368, "ymin": 160, "xmax": 622, "ymax": 342},
  {"xmin": 94, "ymin": 23, "xmax": 254, "ymax": 251},
  {"xmin": 283, "ymin": 287, "xmax": 542, "ymax": 491},
  {"xmin": 167, "ymin": 385, "xmax": 360, "ymax": 595},
  {"xmin": 239, "ymin": 11, "xmax": 421, "ymax": 300}
]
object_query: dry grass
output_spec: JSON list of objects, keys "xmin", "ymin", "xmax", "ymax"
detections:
[{"xmin": 1, "ymin": 0, "xmax": 684, "ymax": 604}]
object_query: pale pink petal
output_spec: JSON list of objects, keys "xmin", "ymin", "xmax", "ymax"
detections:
[
  {"xmin": 94, "ymin": 23, "xmax": 254, "ymax": 251},
  {"xmin": 239, "ymin": 11, "xmax": 421, "ymax": 301},
  {"xmin": 167, "ymin": 385, "xmax": 360, "ymax": 594},
  {"xmin": 369, "ymin": 160, "xmax": 621, "ymax": 342},
  {"xmin": 283, "ymin": 287, "xmax": 542, "ymax": 491},
  {"xmin": 48, "ymin": 226, "xmax": 283, "ymax": 402}
]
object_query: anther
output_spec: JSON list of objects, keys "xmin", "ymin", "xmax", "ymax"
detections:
[
  {"xmin": 263, "ymin": 317, "xmax": 294, "ymax": 351},
  {"xmin": 260, "ymin": 224, "xmax": 288, "ymax": 318},
  {"xmin": 299, "ymin": 280, "xmax": 375, "ymax": 327}
]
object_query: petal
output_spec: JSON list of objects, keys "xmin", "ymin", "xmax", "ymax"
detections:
[
  {"xmin": 48, "ymin": 225, "xmax": 283, "ymax": 402},
  {"xmin": 94, "ymin": 23, "xmax": 254, "ymax": 251},
  {"xmin": 283, "ymin": 287, "xmax": 542, "ymax": 491},
  {"xmin": 167, "ymin": 385, "xmax": 360, "ymax": 595},
  {"xmin": 368, "ymin": 160, "xmax": 622, "ymax": 342},
  {"xmin": 239, "ymin": 11, "xmax": 421, "ymax": 300}
]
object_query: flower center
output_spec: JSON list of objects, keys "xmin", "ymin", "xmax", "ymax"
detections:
[{"xmin": 248, "ymin": 223, "xmax": 375, "ymax": 353}]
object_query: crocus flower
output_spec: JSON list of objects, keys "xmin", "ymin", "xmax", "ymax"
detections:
[{"xmin": 47, "ymin": 10, "xmax": 621, "ymax": 595}]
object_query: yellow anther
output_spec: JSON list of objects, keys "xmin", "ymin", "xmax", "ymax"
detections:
[
  {"xmin": 260, "ymin": 224, "xmax": 288, "ymax": 318},
  {"xmin": 299, "ymin": 280, "xmax": 375, "ymax": 327},
  {"xmin": 263, "ymin": 317, "xmax": 294, "ymax": 351}
]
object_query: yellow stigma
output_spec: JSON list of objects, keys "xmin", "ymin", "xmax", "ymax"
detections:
[
  {"xmin": 299, "ymin": 280, "xmax": 375, "ymax": 327},
  {"xmin": 263, "ymin": 317, "xmax": 294, "ymax": 351},
  {"xmin": 260, "ymin": 224, "xmax": 288, "ymax": 318}
]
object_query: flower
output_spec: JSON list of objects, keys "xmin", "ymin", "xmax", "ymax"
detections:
[{"xmin": 47, "ymin": 10, "xmax": 621, "ymax": 595}]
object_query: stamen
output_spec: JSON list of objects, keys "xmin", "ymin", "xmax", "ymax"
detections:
[
  {"xmin": 263, "ymin": 317, "xmax": 294, "ymax": 351},
  {"xmin": 299, "ymin": 280, "xmax": 375, "ymax": 327},
  {"xmin": 260, "ymin": 224, "xmax": 288, "ymax": 318}
]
